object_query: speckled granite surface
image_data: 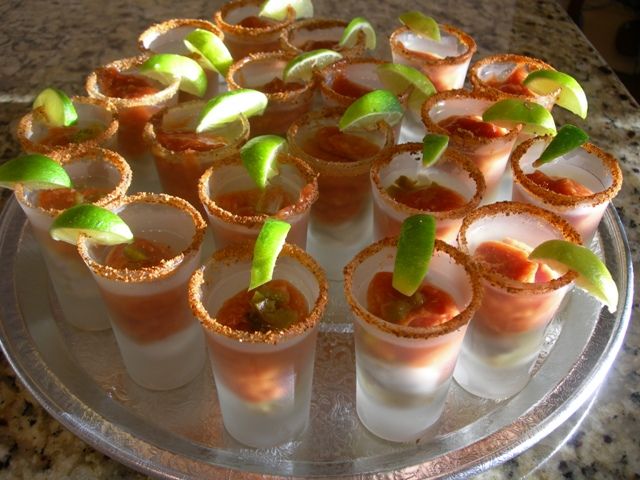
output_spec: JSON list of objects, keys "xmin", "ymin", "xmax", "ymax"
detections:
[{"xmin": 0, "ymin": 0, "xmax": 638, "ymax": 478}]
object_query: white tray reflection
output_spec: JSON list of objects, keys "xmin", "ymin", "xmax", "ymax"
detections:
[{"xmin": 0, "ymin": 199, "xmax": 633, "ymax": 479}]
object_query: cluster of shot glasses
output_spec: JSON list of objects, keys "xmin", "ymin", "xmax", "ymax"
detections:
[{"xmin": 8, "ymin": 0, "xmax": 622, "ymax": 447}]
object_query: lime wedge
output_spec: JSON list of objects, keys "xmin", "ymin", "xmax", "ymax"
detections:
[
  {"xmin": 50, "ymin": 204, "xmax": 133, "ymax": 246},
  {"xmin": 0, "ymin": 154, "xmax": 72, "ymax": 190},
  {"xmin": 139, "ymin": 53, "xmax": 207, "ymax": 97},
  {"xmin": 422, "ymin": 134, "xmax": 449, "ymax": 167},
  {"xmin": 33, "ymin": 88, "xmax": 78, "ymax": 127},
  {"xmin": 241, "ymin": 135, "xmax": 286, "ymax": 189},
  {"xmin": 259, "ymin": 0, "xmax": 313, "ymax": 21},
  {"xmin": 482, "ymin": 98, "xmax": 557, "ymax": 136},
  {"xmin": 249, "ymin": 218, "xmax": 291, "ymax": 290},
  {"xmin": 377, "ymin": 63, "xmax": 436, "ymax": 112},
  {"xmin": 184, "ymin": 29, "xmax": 233, "ymax": 76},
  {"xmin": 392, "ymin": 214, "xmax": 436, "ymax": 296},
  {"xmin": 283, "ymin": 49, "xmax": 343, "ymax": 82},
  {"xmin": 339, "ymin": 17, "xmax": 377, "ymax": 50},
  {"xmin": 523, "ymin": 69, "xmax": 588, "ymax": 119},
  {"xmin": 529, "ymin": 240, "xmax": 618, "ymax": 313},
  {"xmin": 338, "ymin": 89, "xmax": 404, "ymax": 131},
  {"xmin": 399, "ymin": 11, "xmax": 440, "ymax": 41},
  {"xmin": 195, "ymin": 89, "xmax": 268, "ymax": 132},
  {"xmin": 534, "ymin": 124, "xmax": 589, "ymax": 167}
]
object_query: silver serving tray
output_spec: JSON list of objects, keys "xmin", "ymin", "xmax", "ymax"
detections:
[{"xmin": 0, "ymin": 197, "xmax": 633, "ymax": 479}]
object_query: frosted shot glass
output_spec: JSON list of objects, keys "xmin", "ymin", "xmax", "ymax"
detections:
[
  {"xmin": 344, "ymin": 238, "xmax": 482, "ymax": 442},
  {"xmin": 279, "ymin": 18, "xmax": 367, "ymax": 57},
  {"xmin": 78, "ymin": 193, "xmax": 207, "ymax": 390},
  {"xmin": 15, "ymin": 148, "xmax": 131, "ymax": 331},
  {"xmin": 188, "ymin": 242, "xmax": 328, "ymax": 447},
  {"xmin": 453, "ymin": 202, "xmax": 581, "ymax": 400},
  {"xmin": 317, "ymin": 57, "xmax": 387, "ymax": 108},
  {"xmin": 198, "ymin": 152, "xmax": 318, "ymax": 249},
  {"xmin": 510, "ymin": 136, "xmax": 623, "ymax": 244}
]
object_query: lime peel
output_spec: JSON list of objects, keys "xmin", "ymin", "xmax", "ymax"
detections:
[
  {"xmin": 139, "ymin": 53, "xmax": 207, "ymax": 97},
  {"xmin": 399, "ymin": 11, "xmax": 440, "ymax": 41},
  {"xmin": 0, "ymin": 154, "xmax": 72, "ymax": 190},
  {"xmin": 249, "ymin": 218, "xmax": 292, "ymax": 290},
  {"xmin": 338, "ymin": 89, "xmax": 404, "ymax": 131},
  {"xmin": 259, "ymin": 0, "xmax": 313, "ymax": 21},
  {"xmin": 33, "ymin": 88, "xmax": 78, "ymax": 127},
  {"xmin": 534, "ymin": 124, "xmax": 589, "ymax": 167},
  {"xmin": 50, "ymin": 204, "xmax": 134, "ymax": 246},
  {"xmin": 482, "ymin": 98, "xmax": 557, "ymax": 136},
  {"xmin": 241, "ymin": 135, "xmax": 287, "ymax": 189},
  {"xmin": 523, "ymin": 69, "xmax": 588, "ymax": 119},
  {"xmin": 529, "ymin": 239, "xmax": 618, "ymax": 312},
  {"xmin": 195, "ymin": 89, "xmax": 268, "ymax": 132},
  {"xmin": 392, "ymin": 214, "xmax": 436, "ymax": 297},
  {"xmin": 422, "ymin": 133, "xmax": 449, "ymax": 167},
  {"xmin": 283, "ymin": 49, "xmax": 342, "ymax": 82},
  {"xmin": 184, "ymin": 29, "xmax": 233, "ymax": 76},
  {"xmin": 339, "ymin": 17, "xmax": 377, "ymax": 50}
]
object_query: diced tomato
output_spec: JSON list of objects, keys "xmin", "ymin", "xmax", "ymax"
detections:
[
  {"xmin": 389, "ymin": 180, "xmax": 467, "ymax": 211},
  {"xmin": 439, "ymin": 115, "xmax": 507, "ymax": 138},
  {"xmin": 526, "ymin": 170, "xmax": 593, "ymax": 196},
  {"xmin": 156, "ymin": 130, "xmax": 227, "ymax": 152},
  {"xmin": 97, "ymin": 67, "xmax": 160, "ymax": 99},
  {"xmin": 474, "ymin": 239, "xmax": 557, "ymax": 283},
  {"xmin": 303, "ymin": 126, "xmax": 380, "ymax": 163}
]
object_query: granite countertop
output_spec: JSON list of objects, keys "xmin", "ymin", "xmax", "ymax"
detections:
[{"xmin": 0, "ymin": 0, "xmax": 638, "ymax": 478}]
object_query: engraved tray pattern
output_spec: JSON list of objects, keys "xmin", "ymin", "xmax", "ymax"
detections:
[{"xmin": 0, "ymin": 198, "xmax": 633, "ymax": 479}]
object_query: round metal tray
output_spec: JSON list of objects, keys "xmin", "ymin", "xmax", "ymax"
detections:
[{"xmin": 0, "ymin": 198, "xmax": 633, "ymax": 479}]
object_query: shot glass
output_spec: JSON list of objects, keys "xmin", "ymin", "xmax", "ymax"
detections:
[
  {"xmin": 280, "ymin": 18, "xmax": 367, "ymax": 57},
  {"xmin": 344, "ymin": 238, "xmax": 482, "ymax": 442},
  {"xmin": 469, "ymin": 54, "xmax": 560, "ymax": 110},
  {"xmin": 421, "ymin": 89, "xmax": 521, "ymax": 201},
  {"xmin": 138, "ymin": 18, "xmax": 225, "ymax": 99},
  {"xmin": 198, "ymin": 152, "xmax": 318, "ymax": 249},
  {"xmin": 17, "ymin": 96, "xmax": 118, "ymax": 156},
  {"xmin": 15, "ymin": 148, "xmax": 131, "ymax": 331},
  {"xmin": 510, "ymin": 136, "xmax": 623, "ymax": 244},
  {"xmin": 144, "ymin": 100, "xmax": 249, "ymax": 213},
  {"xmin": 453, "ymin": 201, "xmax": 581, "ymax": 400},
  {"xmin": 78, "ymin": 193, "xmax": 207, "ymax": 391},
  {"xmin": 317, "ymin": 57, "xmax": 387, "ymax": 109},
  {"xmin": 226, "ymin": 51, "xmax": 316, "ymax": 136},
  {"xmin": 214, "ymin": 0, "xmax": 295, "ymax": 59},
  {"xmin": 85, "ymin": 55, "xmax": 180, "ymax": 162},
  {"xmin": 389, "ymin": 24, "xmax": 476, "ymax": 92},
  {"xmin": 370, "ymin": 143, "xmax": 485, "ymax": 243},
  {"xmin": 188, "ymin": 242, "xmax": 328, "ymax": 447}
]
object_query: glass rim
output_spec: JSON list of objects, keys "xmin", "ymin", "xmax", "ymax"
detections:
[
  {"xmin": 188, "ymin": 241, "xmax": 328, "ymax": 344},
  {"xmin": 286, "ymin": 106, "xmax": 395, "ymax": 175},
  {"xmin": 457, "ymin": 201, "xmax": 581, "ymax": 294},
  {"xmin": 317, "ymin": 56, "xmax": 386, "ymax": 107},
  {"xmin": 77, "ymin": 192, "xmax": 206, "ymax": 283},
  {"xmin": 510, "ymin": 136, "xmax": 623, "ymax": 209},
  {"xmin": 143, "ymin": 101, "xmax": 250, "ymax": 163},
  {"xmin": 389, "ymin": 24, "xmax": 477, "ymax": 66},
  {"xmin": 138, "ymin": 18, "xmax": 224, "ymax": 53},
  {"xmin": 14, "ymin": 147, "xmax": 132, "ymax": 216},
  {"xmin": 279, "ymin": 17, "xmax": 365, "ymax": 56},
  {"xmin": 226, "ymin": 50, "xmax": 316, "ymax": 103},
  {"xmin": 343, "ymin": 237, "xmax": 483, "ymax": 340},
  {"xmin": 16, "ymin": 96, "xmax": 119, "ymax": 156},
  {"xmin": 214, "ymin": 0, "xmax": 295, "ymax": 36},
  {"xmin": 370, "ymin": 142, "xmax": 486, "ymax": 220},
  {"xmin": 85, "ymin": 54, "xmax": 181, "ymax": 110},
  {"xmin": 420, "ymin": 88, "xmax": 522, "ymax": 147},
  {"xmin": 198, "ymin": 152, "xmax": 319, "ymax": 227}
]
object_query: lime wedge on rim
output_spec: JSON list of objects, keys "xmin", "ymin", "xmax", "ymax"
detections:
[
  {"xmin": 523, "ymin": 69, "xmax": 588, "ymax": 119},
  {"xmin": 339, "ymin": 17, "xmax": 377, "ymax": 50},
  {"xmin": 139, "ymin": 53, "xmax": 207, "ymax": 97},
  {"xmin": 392, "ymin": 214, "xmax": 436, "ymax": 296},
  {"xmin": 249, "ymin": 218, "xmax": 292, "ymax": 290},
  {"xmin": 482, "ymin": 98, "xmax": 557, "ymax": 136},
  {"xmin": 422, "ymin": 134, "xmax": 449, "ymax": 167},
  {"xmin": 33, "ymin": 88, "xmax": 78, "ymax": 127},
  {"xmin": 399, "ymin": 11, "xmax": 440, "ymax": 41},
  {"xmin": 195, "ymin": 89, "xmax": 268, "ymax": 132},
  {"xmin": 283, "ymin": 49, "xmax": 343, "ymax": 82},
  {"xmin": 259, "ymin": 0, "xmax": 313, "ymax": 21},
  {"xmin": 529, "ymin": 240, "xmax": 618, "ymax": 313},
  {"xmin": 338, "ymin": 89, "xmax": 404, "ymax": 131},
  {"xmin": 0, "ymin": 154, "xmax": 72, "ymax": 190},
  {"xmin": 50, "ymin": 204, "xmax": 133, "ymax": 246},
  {"xmin": 184, "ymin": 29, "xmax": 233, "ymax": 76},
  {"xmin": 534, "ymin": 124, "xmax": 589, "ymax": 167},
  {"xmin": 377, "ymin": 63, "xmax": 436, "ymax": 112},
  {"xmin": 241, "ymin": 135, "xmax": 287, "ymax": 189}
]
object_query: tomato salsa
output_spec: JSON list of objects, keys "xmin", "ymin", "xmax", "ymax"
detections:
[
  {"xmin": 439, "ymin": 115, "xmax": 508, "ymax": 139},
  {"xmin": 331, "ymin": 71, "xmax": 372, "ymax": 99},
  {"xmin": 37, "ymin": 187, "xmax": 108, "ymax": 210},
  {"xmin": 366, "ymin": 271, "xmax": 460, "ymax": 327},
  {"xmin": 237, "ymin": 15, "xmax": 275, "ymax": 28},
  {"xmin": 39, "ymin": 124, "xmax": 103, "ymax": 147},
  {"xmin": 105, "ymin": 237, "xmax": 175, "ymax": 269},
  {"xmin": 96, "ymin": 67, "xmax": 160, "ymax": 99},
  {"xmin": 525, "ymin": 170, "xmax": 593, "ymax": 196},
  {"xmin": 156, "ymin": 129, "xmax": 228, "ymax": 152},
  {"xmin": 386, "ymin": 176, "xmax": 467, "ymax": 211},
  {"xmin": 257, "ymin": 77, "xmax": 305, "ymax": 94},
  {"xmin": 301, "ymin": 126, "xmax": 381, "ymax": 163},
  {"xmin": 214, "ymin": 185, "xmax": 295, "ymax": 216},
  {"xmin": 486, "ymin": 65, "xmax": 534, "ymax": 97},
  {"xmin": 474, "ymin": 239, "xmax": 555, "ymax": 283}
]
